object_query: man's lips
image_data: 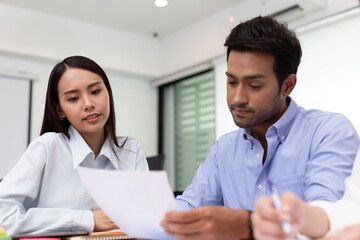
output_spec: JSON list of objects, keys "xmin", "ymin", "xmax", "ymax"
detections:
[
  {"xmin": 83, "ymin": 113, "xmax": 101, "ymax": 122},
  {"xmin": 233, "ymin": 108, "xmax": 252, "ymax": 116}
]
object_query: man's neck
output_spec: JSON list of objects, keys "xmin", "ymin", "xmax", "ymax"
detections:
[
  {"xmin": 251, "ymin": 97, "xmax": 290, "ymax": 163},
  {"xmin": 252, "ymin": 129, "xmax": 268, "ymax": 164},
  {"xmin": 251, "ymin": 97, "xmax": 290, "ymax": 141}
]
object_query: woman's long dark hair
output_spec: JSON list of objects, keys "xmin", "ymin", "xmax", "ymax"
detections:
[{"xmin": 40, "ymin": 55, "xmax": 121, "ymax": 150}]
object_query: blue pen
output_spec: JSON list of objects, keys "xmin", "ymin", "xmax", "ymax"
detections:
[{"xmin": 267, "ymin": 179, "xmax": 292, "ymax": 234}]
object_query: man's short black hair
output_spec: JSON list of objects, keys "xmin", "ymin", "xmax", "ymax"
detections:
[{"xmin": 224, "ymin": 16, "xmax": 302, "ymax": 88}]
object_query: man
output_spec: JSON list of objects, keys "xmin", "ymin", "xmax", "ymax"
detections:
[{"xmin": 161, "ymin": 16, "xmax": 360, "ymax": 239}]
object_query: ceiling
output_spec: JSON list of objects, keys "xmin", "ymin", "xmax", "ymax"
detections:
[{"xmin": 0, "ymin": 0, "xmax": 244, "ymax": 37}]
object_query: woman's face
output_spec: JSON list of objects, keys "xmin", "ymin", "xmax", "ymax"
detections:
[{"xmin": 57, "ymin": 67, "xmax": 110, "ymax": 140}]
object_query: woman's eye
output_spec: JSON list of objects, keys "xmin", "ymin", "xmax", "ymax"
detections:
[
  {"xmin": 92, "ymin": 89, "xmax": 101, "ymax": 95},
  {"xmin": 68, "ymin": 97, "xmax": 78, "ymax": 102}
]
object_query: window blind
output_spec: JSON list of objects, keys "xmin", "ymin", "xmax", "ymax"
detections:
[{"xmin": 175, "ymin": 71, "xmax": 215, "ymax": 191}]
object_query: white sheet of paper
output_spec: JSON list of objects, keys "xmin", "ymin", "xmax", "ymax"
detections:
[{"xmin": 77, "ymin": 167, "xmax": 177, "ymax": 240}]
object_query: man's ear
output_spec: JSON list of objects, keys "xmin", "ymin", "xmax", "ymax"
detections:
[
  {"xmin": 56, "ymin": 105, "xmax": 65, "ymax": 120},
  {"xmin": 282, "ymin": 74, "xmax": 297, "ymax": 96}
]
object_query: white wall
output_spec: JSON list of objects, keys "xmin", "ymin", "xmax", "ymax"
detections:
[
  {"xmin": 293, "ymin": 12, "xmax": 360, "ymax": 133},
  {"xmin": 159, "ymin": 0, "xmax": 359, "ymax": 77},
  {"xmin": 3, "ymin": 0, "xmax": 356, "ymax": 80},
  {"xmin": 108, "ymin": 72, "xmax": 158, "ymax": 156},
  {"xmin": 0, "ymin": 4, "xmax": 161, "ymax": 77},
  {"xmin": 214, "ymin": 60, "xmax": 238, "ymax": 138}
]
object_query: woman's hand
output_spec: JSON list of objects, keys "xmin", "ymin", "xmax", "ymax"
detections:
[
  {"xmin": 92, "ymin": 209, "xmax": 118, "ymax": 231},
  {"xmin": 322, "ymin": 224, "xmax": 360, "ymax": 240},
  {"xmin": 252, "ymin": 192, "xmax": 305, "ymax": 240}
]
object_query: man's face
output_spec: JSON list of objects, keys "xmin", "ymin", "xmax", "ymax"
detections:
[{"xmin": 226, "ymin": 50, "xmax": 288, "ymax": 131}]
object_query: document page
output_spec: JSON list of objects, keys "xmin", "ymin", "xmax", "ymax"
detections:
[{"xmin": 77, "ymin": 167, "xmax": 176, "ymax": 240}]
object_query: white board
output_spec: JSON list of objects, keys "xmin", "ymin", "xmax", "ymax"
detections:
[{"xmin": 0, "ymin": 75, "xmax": 31, "ymax": 179}]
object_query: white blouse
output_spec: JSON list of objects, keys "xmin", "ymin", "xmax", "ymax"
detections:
[
  {"xmin": 0, "ymin": 126, "xmax": 148, "ymax": 236},
  {"xmin": 312, "ymin": 148, "xmax": 360, "ymax": 234}
]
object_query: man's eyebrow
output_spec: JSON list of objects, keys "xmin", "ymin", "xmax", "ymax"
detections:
[
  {"xmin": 225, "ymin": 72, "xmax": 265, "ymax": 80},
  {"xmin": 243, "ymin": 74, "xmax": 265, "ymax": 80},
  {"xmin": 225, "ymin": 72, "xmax": 236, "ymax": 79},
  {"xmin": 63, "ymin": 82, "xmax": 102, "ymax": 96}
]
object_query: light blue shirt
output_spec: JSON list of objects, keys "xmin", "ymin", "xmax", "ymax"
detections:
[
  {"xmin": 176, "ymin": 98, "xmax": 360, "ymax": 211},
  {"xmin": 0, "ymin": 126, "xmax": 148, "ymax": 236}
]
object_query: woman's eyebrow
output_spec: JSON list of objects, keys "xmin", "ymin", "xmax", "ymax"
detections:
[{"xmin": 63, "ymin": 82, "xmax": 102, "ymax": 95}]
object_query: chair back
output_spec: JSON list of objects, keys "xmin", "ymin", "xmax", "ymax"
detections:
[{"xmin": 147, "ymin": 154, "xmax": 165, "ymax": 170}]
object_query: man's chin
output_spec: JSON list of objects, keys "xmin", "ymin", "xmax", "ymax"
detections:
[{"xmin": 233, "ymin": 120, "xmax": 252, "ymax": 129}]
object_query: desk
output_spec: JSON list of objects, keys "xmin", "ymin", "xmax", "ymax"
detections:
[{"xmin": 10, "ymin": 232, "xmax": 139, "ymax": 240}]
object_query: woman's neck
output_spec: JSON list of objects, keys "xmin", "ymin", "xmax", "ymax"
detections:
[{"xmin": 81, "ymin": 131, "xmax": 106, "ymax": 158}]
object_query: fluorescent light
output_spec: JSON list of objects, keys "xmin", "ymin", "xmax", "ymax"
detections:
[
  {"xmin": 269, "ymin": 4, "xmax": 305, "ymax": 23},
  {"xmin": 295, "ymin": 7, "xmax": 360, "ymax": 34},
  {"xmin": 154, "ymin": 0, "xmax": 168, "ymax": 7}
]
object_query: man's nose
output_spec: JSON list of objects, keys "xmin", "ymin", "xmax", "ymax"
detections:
[{"xmin": 232, "ymin": 84, "xmax": 248, "ymax": 105}]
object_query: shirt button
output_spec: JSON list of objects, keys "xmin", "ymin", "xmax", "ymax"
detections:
[
  {"xmin": 256, "ymin": 153, "xmax": 260, "ymax": 158},
  {"xmin": 281, "ymin": 135, "xmax": 285, "ymax": 140},
  {"xmin": 257, "ymin": 184, "xmax": 263, "ymax": 189}
]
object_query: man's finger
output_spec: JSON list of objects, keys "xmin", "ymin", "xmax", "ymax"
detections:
[{"xmin": 164, "ymin": 208, "xmax": 204, "ymax": 223}]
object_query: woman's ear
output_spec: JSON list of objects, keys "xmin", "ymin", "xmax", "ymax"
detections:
[
  {"xmin": 282, "ymin": 74, "xmax": 297, "ymax": 96},
  {"xmin": 56, "ymin": 105, "xmax": 66, "ymax": 120}
]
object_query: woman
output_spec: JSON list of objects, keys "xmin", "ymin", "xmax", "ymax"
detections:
[
  {"xmin": 0, "ymin": 56, "xmax": 148, "ymax": 236},
  {"xmin": 252, "ymin": 149, "xmax": 360, "ymax": 240}
]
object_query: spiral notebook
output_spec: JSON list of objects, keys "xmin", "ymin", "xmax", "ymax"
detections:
[
  {"xmin": 63, "ymin": 231, "xmax": 134, "ymax": 240},
  {"xmin": 12, "ymin": 230, "xmax": 135, "ymax": 240}
]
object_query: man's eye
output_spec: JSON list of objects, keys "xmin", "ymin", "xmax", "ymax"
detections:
[{"xmin": 249, "ymin": 85, "xmax": 261, "ymax": 89}]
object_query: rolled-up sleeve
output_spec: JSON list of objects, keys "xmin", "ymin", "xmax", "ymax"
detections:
[{"xmin": 304, "ymin": 114, "xmax": 360, "ymax": 202}]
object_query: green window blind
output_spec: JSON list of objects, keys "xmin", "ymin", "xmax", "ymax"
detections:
[{"xmin": 175, "ymin": 71, "xmax": 215, "ymax": 191}]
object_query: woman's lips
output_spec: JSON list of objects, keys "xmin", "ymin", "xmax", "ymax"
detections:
[{"xmin": 83, "ymin": 114, "xmax": 100, "ymax": 122}]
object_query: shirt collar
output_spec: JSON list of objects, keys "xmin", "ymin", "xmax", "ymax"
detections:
[
  {"xmin": 69, "ymin": 126, "xmax": 93, "ymax": 169},
  {"xmin": 271, "ymin": 97, "xmax": 299, "ymax": 143},
  {"xmin": 68, "ymin": 126, "xmax": 119, "ymax": 170},
  {"xmin": 98, "ymin": 136, "xmax": 120, "ymax": 170}
]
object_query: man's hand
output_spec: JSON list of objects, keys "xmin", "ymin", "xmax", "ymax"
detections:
[
  {"xmin": 92, "ymin": 209, "xmax": 118, "ymax": 231},
  {"xmin": 161, "ymin": 206, "xmax": 251, "ymax": 240},
  {"xmin": 322, "ymin": 224, "xmax": 360, "ymax": 240}
]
